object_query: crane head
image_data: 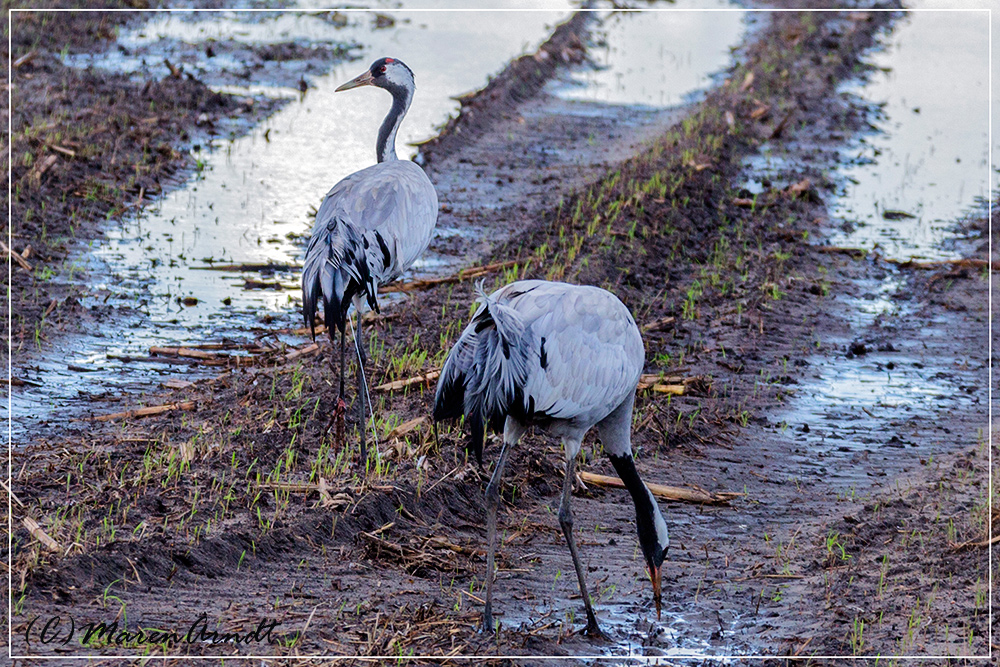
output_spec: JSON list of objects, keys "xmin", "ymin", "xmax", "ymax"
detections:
[
  {"xmin": 648, "ymin": 561, "xmax": 663, "ymax": 621},
  {"xmin": 644, "ymin": 507, "xmax": 669, "ymax": 621},
  {"xmin": 336, "ymin": 57, "xmax": 414, "ymax": 94}
]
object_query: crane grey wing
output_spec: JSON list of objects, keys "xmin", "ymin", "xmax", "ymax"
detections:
[
  {"xmin": 520, "ymin": 287, "xmax": 644, "ymax": 423},
  {"xmin": 316, "ymin": 161, "xmax": 438, "ymax": 281},
  {"xmin": 301, "ymin": 209, "xmax": 375, "ymax": 337},
  {"xmin": 434, "ymin": 327, "xmax": 477, "ymax": 423},
  {"xmin": 302, "ymin": 161, "xmax": 437, "ymax": 337},
  {"xmin": 317, "ymin": 167, "xmax": 397, "ymax": 234}
]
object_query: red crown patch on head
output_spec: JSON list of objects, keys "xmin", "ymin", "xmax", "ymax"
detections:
[{"xmin": 385, "ymin": 57, "xmax": 395, "ymax": 63}]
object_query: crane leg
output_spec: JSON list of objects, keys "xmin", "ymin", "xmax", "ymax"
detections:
[
  {"xmin": 337, "ymin": 328, "xmax": 348, "ymax": 443},
  {"xmin": 339, "ymin": 326, "xmax": 346, "ymax": 398},
  {"xmin": 354, "ymin": 309, "xmax": 369, "ymax": 464},
  {"xmin": 483, "ymin": 419, "xmax": 520, "ymax": 635},
  {"xmin": 324, "ymin": 327, "xmax": 347, "ymax": 445},
  {"xmin": 559, "ymin": 441, "xmax": 603, "ymax": 638}
]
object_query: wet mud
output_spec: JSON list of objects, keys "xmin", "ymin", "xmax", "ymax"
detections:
[{"xmin": 6, "ymin": 3, "xmax": 993, "ymax": 664}]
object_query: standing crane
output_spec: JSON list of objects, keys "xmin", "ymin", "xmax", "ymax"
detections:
[
  {"xmin": 302, "ymin": 58, "xmax": 438, "ymax": 461},
  {"xmin": 434, "ymin": 280, "xmax": 669, "ymax": 637}
]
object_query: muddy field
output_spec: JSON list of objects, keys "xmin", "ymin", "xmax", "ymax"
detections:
[{"xmin": 5, "ymin": 3, "xmax": 996, "ymax": 665}]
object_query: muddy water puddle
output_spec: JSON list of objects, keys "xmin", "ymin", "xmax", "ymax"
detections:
[
  {"xmin": 826, "ymin": 6, "xmax": 990, "ymax": 261},
  {"xmin": 592, "ymin": 607, "xmax": 749, "ymax": 660},
  {"xmin": 767, "ymin": 7, "xmax": 988, "ymax": 491},
  {"xmin": 500, "ymin": 593, "xmax": 749, "ymax": 659}
]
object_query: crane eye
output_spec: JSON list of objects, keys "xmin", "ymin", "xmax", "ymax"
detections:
[{"xmin": 378, "ymin": 65, "xmax": 387, "ymax": 75}]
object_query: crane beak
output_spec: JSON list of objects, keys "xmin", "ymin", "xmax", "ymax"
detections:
[
  {"xmin": 336, "ymin": 70, "xmax": 375, "ymax": 92},
  {"xmin": 649, "ymin": 564, "xmax": 662, "ymax": 621}
]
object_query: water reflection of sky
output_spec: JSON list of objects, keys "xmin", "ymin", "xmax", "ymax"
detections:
[
  {"xmin": 830, "ymin": 6, "xmax": 990, "ymax": 260},
  {"xmin": 784, "ymin": 5, "xmax": 987, "ymax": 466},
  {"xmin": 548, "ymin": 0, "xmax": 743, "ymax": 108}
]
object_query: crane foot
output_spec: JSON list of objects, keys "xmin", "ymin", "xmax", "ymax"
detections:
[
  {"xmin": 326, "ymin": 396, "xmax": 347, "ymax": 445},
  {"xmin": 481, "ymin": 616, "xmax": 500, "ymax": 640},
  {"xmin": 584, "ymin": 617, "xmax": 604, "ymax": 639}
]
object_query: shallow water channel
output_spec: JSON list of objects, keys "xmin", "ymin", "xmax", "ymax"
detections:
[
  {"xmin": 16, "ymin": 3, "xmax": 573, "ymax": 433},
  {"xmin": 777, "ymin": 7, "xmax": 989, "ymax": 477}
]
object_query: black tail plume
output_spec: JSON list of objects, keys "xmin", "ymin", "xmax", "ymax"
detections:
[
  {"xmin": 301, "ymin": 215, "xmax": 378, "ymax": 340},
  {"xmin": 433, "ymin": 284, "xmax": 530, "ymax": 466}
]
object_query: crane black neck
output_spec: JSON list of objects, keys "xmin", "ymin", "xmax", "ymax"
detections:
[
  {"xmin": 608, "ymin": 452, "xmax": 668, "ymax": 568},
  {"xmin": 376, "ymin": 82, "xmax": 412, "ymax": 163}
]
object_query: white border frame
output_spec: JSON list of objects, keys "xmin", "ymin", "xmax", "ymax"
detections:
[{"xmin": 5, "ymin": 4, "xmax": 993, "ymax": 662}]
